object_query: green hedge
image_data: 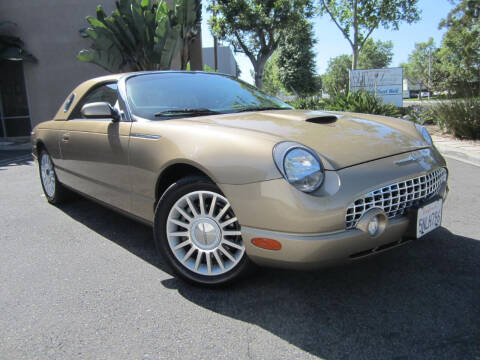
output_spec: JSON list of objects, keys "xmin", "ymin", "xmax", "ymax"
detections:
[
  {"xmin": 289, "ymin": 91, "xmax": 399, "ymax": 117},
  {"xmin": 402, "ymin": 105, "xmax": 437, "ymax": 125},
  {"xmin": 288, "ymin": 96, "xmax": 327, "ymax": 110},
  {"xmin": 433, "ymin": 99, "xmax": 480, "ymax": 140},
  {"xmin": 324, "ymin": 91, "xmax": 400, "ymax": 117}
]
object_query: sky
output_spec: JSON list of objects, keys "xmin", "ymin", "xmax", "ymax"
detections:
[{"xmin": 201, "ymin": 0, "xmax": 456, "ymax": 84}]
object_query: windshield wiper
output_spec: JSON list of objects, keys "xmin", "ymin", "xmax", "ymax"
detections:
[
  {"xmin": 234, "ymin": 107, "xmax": 290, "ymax": 113},
  {"xmin": 154, "ymin": 108, "xmax": 220, "ymax": 117}
]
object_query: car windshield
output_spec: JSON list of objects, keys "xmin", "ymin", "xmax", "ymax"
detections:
[{"xmin": 125, "ymin": 72, "xmax": 292, "ymax": 120}]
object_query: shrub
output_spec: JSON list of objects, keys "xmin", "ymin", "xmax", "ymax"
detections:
[
  {"xmin": 433, "ymin": 99, "xmax": 480, "ymax": 140},
  {"xmin": 324, "ymin": 90, "xmax": 400, "ymax": 117},
  {"xmin": 288, "ymin": 96, "xmax": 327, "ymax": 110},
  {"xmin": 402, "ymin": 105, "xmax": 437, "ymax": 124}
]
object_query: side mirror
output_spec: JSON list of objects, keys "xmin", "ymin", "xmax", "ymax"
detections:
[{"xmin": 81, "ymin": 102, "xmax": 120, "ymax": 122}]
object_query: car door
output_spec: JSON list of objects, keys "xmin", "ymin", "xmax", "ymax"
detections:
[{"xmin": 59, "ymin": 82, "xmax": 132, "ymax": 212}]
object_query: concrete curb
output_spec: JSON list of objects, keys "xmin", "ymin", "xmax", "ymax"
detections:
[{"xmin": 432, "ymin": 137, "xmax": 480, "ymax": 167}]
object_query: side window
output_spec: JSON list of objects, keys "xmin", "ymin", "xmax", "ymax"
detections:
[{"xmin": 69, "ymin": 83, "xmax": 118, "ymax": 119}]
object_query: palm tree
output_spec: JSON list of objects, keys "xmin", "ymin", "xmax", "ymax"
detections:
[
  {"xmin": 77, "ymin": 0, "xmax": 202, "ymax": 72},
  {"xmin": 178, "ymin": 0, "xmax": 202, "ymax": 70}
]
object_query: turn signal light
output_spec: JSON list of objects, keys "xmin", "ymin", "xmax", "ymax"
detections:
[{"xmin": 251, "ymin": 238, "xmax": 282, "ymax": 251}]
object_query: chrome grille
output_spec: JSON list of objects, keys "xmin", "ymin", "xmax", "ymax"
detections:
[{"xmin": 345, "ymin": 167, "xmax": 447, "ymax": 229}]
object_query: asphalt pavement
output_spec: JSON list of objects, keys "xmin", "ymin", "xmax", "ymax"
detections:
[
  {"xmin": 0, "ymin": 157, "xmax": 479, "ymax": 359},
  {"xmin": 0, "ymin": 150, "xmax": 31, "ymax": 165}
]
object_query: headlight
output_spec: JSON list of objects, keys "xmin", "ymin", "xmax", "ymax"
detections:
[
  {"xmin": 273, "ymin": 142, "xmax": 324, "ymax": 193},
  {"xmin": 415, "ymin": 123, "xmax": 433, "ymax": 145}
]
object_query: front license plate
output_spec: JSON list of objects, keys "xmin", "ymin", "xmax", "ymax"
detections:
[{"xmin": 416, "ymin": 199, "xmax": 443, "ymax": 238}]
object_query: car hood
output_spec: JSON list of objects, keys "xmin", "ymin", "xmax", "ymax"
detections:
[{"xmin": 191, "ymin": 109, "xmax": 427, "ymax": 170}]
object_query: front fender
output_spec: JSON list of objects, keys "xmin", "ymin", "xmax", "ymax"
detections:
[
  {"xmin": 129, "ymin": 119, "xmax": 283, "ymax": 186},
  {"xmin": 127, "ymin": 119, "xmax": 283, "ymax": 222}
]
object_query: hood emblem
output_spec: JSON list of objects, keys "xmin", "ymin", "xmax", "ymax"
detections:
[
  {"xmin": 395, "ymin": 149, "xmax": 431, "ymax": 167},
  {"xmin": 395, "ymin": 154, "xmax": 419, "ymax": 166}
]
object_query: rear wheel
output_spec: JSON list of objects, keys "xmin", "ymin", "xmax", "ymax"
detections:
[
  {"xmin": 154, "ymin": 176, "xmax": 251, "ymax": 286},
  {"xmin": 38, "ymin": 150, "xmax": 71, "ymax": 204}
]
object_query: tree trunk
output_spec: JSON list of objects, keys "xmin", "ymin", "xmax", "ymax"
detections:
[
  {"xmin": 352, "ymin": 0, "xmax": 358, "ymax": 70},
  {"xmin": 180, "ymin": 39, "xmax": 188, "ymax": 70},
  {"xmin": 189, "ymin": 26, "xmax": 203, "ymax": 71},
  {"xmin": 352, "ymin": 46, "xmax": 358, "ymax": 70},
  {"xmin": 254, "ymin": 59, "xmax": 266, "ymax": 89}
]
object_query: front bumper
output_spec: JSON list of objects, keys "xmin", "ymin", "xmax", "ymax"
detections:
[
  {"xmin": 241, "ymin": 217, "xmax": 413, "ymax": 270},
  {"xmin": 220, "ymin": 148, "xmax": 447, "ymax": 235},
  {"xmin": 221, "ymin": 148, "xmax": 448, "ymax": 270}
]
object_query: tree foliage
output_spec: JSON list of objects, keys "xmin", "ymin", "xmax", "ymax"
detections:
[
  {"xmin": 77, "ymin": 0, "xmax": 201, "ymax": 72},
  {"xmin": 261, "ymin": 52, "xmax": 284, "ymax": 96},
  {"xmin": 276, "ymin": 19, "xmax": 318, "ymax": 95},
  {"xmin": 436, "ymin": 0, "xmax": 480, "ymax": 97},
  {"xmin": 0, "ymin": 21, "xmax": 37, "ymax": 62},
  {"xmin": 358, "ymin": 38, "xmax": 393, "ymax": 69},
  {"xmin": 209, "ymin": 0, "xmax": 312, "ymax": 89},
  {"xmin": 318, "ymin": 0, "xmax": 420, "ymax": 69},
  {"xmin": 322, "ymin": 54, "xmax": 352, "ymax": 94},
  {"xmin": 402, "ymin": 38, "xmax": 441, "ymax": 99}
]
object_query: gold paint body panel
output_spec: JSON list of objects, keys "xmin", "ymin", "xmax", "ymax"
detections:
[{"xmin": 31, "ymin": 74, "xmax": 448, "ymax": 269}]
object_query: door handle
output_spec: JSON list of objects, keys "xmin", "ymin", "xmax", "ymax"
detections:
[{"xmin": 62, "ymin": 133, "xmax": 70, "ymax": 143}]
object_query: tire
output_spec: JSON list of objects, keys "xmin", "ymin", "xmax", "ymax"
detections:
[
  {"xmin": 38, "ymin": 149, "xmax": 72, "ymax": 204},
  {"xmin": 153, "ymin": 176, "xmax": 252, "ymax": 286}
]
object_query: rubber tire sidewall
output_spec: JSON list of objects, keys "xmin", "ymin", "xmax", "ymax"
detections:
[
  {"xmin": 153, "ymin": 176, "xmax": 252, "ymax": 286},
  {"xmin": 38, "ymin": 150, "xmax": 69, "ymax": 204}
]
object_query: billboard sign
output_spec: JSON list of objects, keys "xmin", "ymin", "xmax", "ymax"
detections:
[{"xmin": 349, "ymin": 67, "xmax": 403, "ymax": 107}]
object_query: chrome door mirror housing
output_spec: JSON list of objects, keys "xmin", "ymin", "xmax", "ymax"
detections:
[{"xmin": 81, "ymin": 102, "xmax": 120, "ymax": 122}]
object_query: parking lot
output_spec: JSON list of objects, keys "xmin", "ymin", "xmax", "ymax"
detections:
[{"xmin": 0, "ymin": 156, "xmax": 479, "ymax": 359}]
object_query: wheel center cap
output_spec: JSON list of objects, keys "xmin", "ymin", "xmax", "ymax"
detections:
[{"xmin": 191, "ymin": 218, "xmax": 221, "ymax": 250}]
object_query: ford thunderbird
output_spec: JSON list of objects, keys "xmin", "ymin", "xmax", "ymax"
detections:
[{"xmin": 31, "ymin": 72, "xmax": 448, "ymax": 285}]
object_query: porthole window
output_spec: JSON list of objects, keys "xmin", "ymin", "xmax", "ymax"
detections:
[{"xmin": 64, "ymin": 93, "xmax": 75, "ymax": 113}]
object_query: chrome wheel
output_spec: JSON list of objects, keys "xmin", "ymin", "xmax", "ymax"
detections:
[
  {"xmin": 166, "ymin": 191, "xmax": 245, "ymax": 276},
  {"xmin": 40, "ymin": 153, "xmax": 56, "ymax": 197}
]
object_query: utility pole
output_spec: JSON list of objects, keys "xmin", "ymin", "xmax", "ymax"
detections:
[{"xmin": 213, "ymin": 0, "xmax": 218, "ymax": 71}]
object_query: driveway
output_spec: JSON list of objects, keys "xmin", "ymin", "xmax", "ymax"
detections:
[{"xmin": 0, "ymin": 157, "xmax": 479, "ymax": 359}]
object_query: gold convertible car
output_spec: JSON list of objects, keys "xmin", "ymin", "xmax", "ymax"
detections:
[{"xmin": 32, "ymin": 72, "xmax": 448, "ymax": 285}]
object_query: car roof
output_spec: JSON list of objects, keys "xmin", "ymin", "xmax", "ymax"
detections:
[
  {"xmin": 54, "ymin": 71, "xmax": 234, "ymax": 121},
  {"xmin": 54, "ymin": 73, "xmax": 129, "ymax": 120}
]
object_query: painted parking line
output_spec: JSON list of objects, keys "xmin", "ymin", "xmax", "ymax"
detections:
[{"xmin": 0, "ymin": 154, "xmax": 33, "ymax": 167}]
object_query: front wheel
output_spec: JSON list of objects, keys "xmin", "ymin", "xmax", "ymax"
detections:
[
  {"xmin": 38, "ymin": 150, "xmax": 71, "ymax": 204},
  {"xmin": 154, "ymin": 176, "xmax": 251, "ymax": 286}
]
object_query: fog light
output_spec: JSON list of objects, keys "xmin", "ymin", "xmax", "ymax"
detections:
[
  {"xmin": 356, "ymin": 208, "xmax": 388, "ymax": 238},
  {"xmin": 367, "ymin": 217, "xmax": 379, "ymax": 236}
]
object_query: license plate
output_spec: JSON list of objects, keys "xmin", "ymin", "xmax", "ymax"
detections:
[{"xmin": 416, "ymin": 199, "xmax": 443, "ymax": 238}]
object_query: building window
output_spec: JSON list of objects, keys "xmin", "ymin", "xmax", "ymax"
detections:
[{"xmin": 0, "ymin": 60, "xmax": 32, "ymax": 138}]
